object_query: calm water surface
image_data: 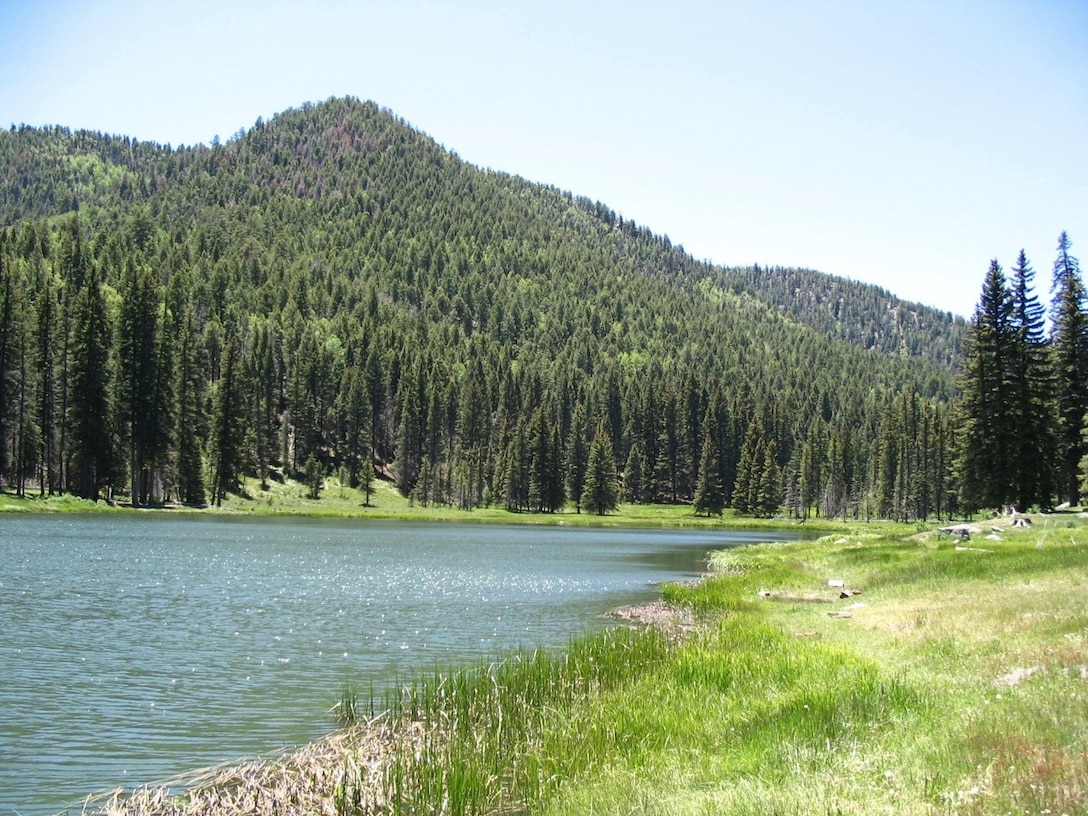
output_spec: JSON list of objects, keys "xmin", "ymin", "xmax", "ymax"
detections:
[{"xmin": 0, "ymin": 514, "xmax": 799, "ymax": 814}]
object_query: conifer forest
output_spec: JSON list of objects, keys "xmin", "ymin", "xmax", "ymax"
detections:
[{"xmin": 0, "ymin": 97, "xmax": 1080, "ymax": 519}]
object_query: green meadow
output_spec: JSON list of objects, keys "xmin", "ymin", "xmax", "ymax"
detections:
[{"xmin": 0, "ymin": 473, "xmax": 845, "ymax": 531}]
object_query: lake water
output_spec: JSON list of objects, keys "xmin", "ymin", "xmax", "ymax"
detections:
[{"xmin": 0, "ymin": 514, "xmax": 798, "ymax": 814}]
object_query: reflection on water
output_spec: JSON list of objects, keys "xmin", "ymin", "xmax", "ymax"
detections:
[{"xmin": 0, "ymin": 514, "xmax": 798, "ymax": 814}]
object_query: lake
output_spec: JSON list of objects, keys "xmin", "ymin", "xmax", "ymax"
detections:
[{"xmin": 0, "ymin": 514, "xmax": 799, "ymax": 814}]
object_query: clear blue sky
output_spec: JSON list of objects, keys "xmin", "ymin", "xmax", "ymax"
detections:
[{"xmin": 2, "ymin": 0, "xmax": 1085, "ymax": 317}]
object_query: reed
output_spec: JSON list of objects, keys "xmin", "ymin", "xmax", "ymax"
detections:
[
  {"xmin": 336, "ymin": 684, "xmax": 360, "ymax": 725},
  {"xmin": 362, "ymin": 627, "xmax": 673, "ymax": 815}
]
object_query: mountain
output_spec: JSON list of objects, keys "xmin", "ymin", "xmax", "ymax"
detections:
[
  {"xmin": 720, "ymin": 265, "xmax": 964, "ymax": 369},
  {"xmin": 0, "ymin": 96, "xmax": 962, "ymax": 517},
  {"xmin": 0, "ymin": 104, "xmax": 966, "ymax": 364}
]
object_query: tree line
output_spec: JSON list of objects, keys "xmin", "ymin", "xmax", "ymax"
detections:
[{"xmin": 957, "ymin": 233, "xmax": 1085, "ymax": 514}]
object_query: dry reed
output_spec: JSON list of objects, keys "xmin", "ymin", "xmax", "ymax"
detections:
[{"xmin": 80, "ymin": 715, "xmax": 425, "ymax": 816}]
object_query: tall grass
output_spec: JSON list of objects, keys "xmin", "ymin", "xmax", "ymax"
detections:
[
  {"xmin": 330, "ymin": 599, "xmax": 927, "ymax": 815},
  {"xmin": 333, "ymin": 627, "xmax": 672, "ymax": 815}
]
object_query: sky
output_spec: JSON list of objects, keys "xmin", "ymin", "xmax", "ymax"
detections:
[{"xmin": 1, "ymin": 0, "xmax": 1085, "ymax": 317}]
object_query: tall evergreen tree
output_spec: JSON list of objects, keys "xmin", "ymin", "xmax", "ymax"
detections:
[
  {"xmin": 783, "ymin": 443, "xmax": 804, "ymax": 519},
  {"xmin": 822, "ymin": 425, "xmax": 849, "ymax": 520},
  {"xmin": 12, "ymin": 291, "xmax": 33, "ymax": 497},
  {"xmin": 1050, "ymin": 232, "xmax": 1088, "ymax": 506},
  {"xmin": 148, "ymin": 299, "xmax": 175, "ymax": 500},
  {"xmin": 1008, "ymin": 250, "xmax": 1054, "ymax": 510},
  {"xmin": 247, "ymin": 324, "xmax": 283, "ymax": 490},
  {"xmin": 456, "ymin": 358, "xmax": 490, "ymax": 508},
  {"xmin": 565, "ymin": 403, "xmax": 589, "ymax": 513},
  {"xmin": 174, "ymin": 308, "xmax": 205, "ymax": 505},
  {"xmin": 692, "ymin": 430, "xmax": 725, "ymax": 516},
  {"xmin": 545, "ymin": 424, "xmax": 566, "ymax": 511},
  {"xmin": 336, "ymin": 365, "xmax": 372, "ymax": 491},
  {"xmin": 394, "ymin": 358, "xmax": 425, "ymax": 495},
  {"xmin": 799, "ymin": 421, "xmax": 826, "ymax": 519},
  {"xmin": 35, "ymin": 272, "xmax": 58, "ymax": 495},
  {"xmin": 501, "ymin": 419, "xmax": 530, "ymax": 511},
  {"xmin": 623, "ymin": 440, "xmax": 644, "ymax": 503},
  {"xmin": 68, "ymin": 266, "xmax": 113, "ymax": 501},
  {"xmin": 756, "ymin": 439, "xmax": 780, "ymax": 517},
  {"xmin": 209, "ymin": 338, "xmax": 245, "ymax": 507},
  {"xmin": 117, "ymin": 260, "xmax": 163, "ymax": 505},
  {"xmin": 582, "ymin": 421, "xmax": 620, "ymax": 515},
  {"xmin": 959, "ymin": 260, "xmax": 1017, "ymax": 512},
  {"xmin": 0, "ymin": 239, "xmax": 16, "ymax": 489},
  {"xmin": 733, "ymin": 418, "xmax": 766, "ymax": 515}
]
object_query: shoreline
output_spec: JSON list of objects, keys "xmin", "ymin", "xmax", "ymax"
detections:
[
  {"xmin": 0, "ymin": 484, "xmax": 858, "ymax": 534},
  {"xmin": 59, "ymin": 513, "xmax": 1088, "ymax": 814},
  {"xmin": 78, "ymin": 600, "xmax": 702, "ymax": 816},
  {"xmin": 80, "ymin": 715, "xmax": 405, "ymax": 816}
]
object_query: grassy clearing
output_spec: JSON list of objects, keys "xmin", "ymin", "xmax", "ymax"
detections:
[{"xmin": 88, "ymin": 513, "xmax": 1088, "ymax": 815}]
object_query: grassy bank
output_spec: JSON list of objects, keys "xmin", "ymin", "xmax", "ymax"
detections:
[
  {"xmin": 0, "ymin": 474, "xmax": 847, "ymax": 530},
  {"xmin": 88, "ymin": 512, "xmax": 1088, "ymax": 815},
  {"xmin": 608, "ymin": 515, "xmax": 1088, "ymax": 814}
]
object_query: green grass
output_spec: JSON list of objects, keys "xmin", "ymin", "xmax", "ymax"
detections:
[
  {"xmin": 0, "ymin": 491, "xmax": 124, "ymax": 513},
  {"xmin": 645, "ymin": 516, "xmax": 1088, "ymax": 815},
  {"xmin": 0, "ymin": 474, "xmax": 850, "ymax": 531},
  {"xmin": 324, "ymin": 512, "xmax": 1088, "ymax": 816},
  {"xmin": 333, "ymin": 628, "xmax": 674, "ymax": 815}
]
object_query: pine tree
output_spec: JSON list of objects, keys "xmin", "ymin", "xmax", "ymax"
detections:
[
  {"xmin": 756, "ymin": 439, "xmax": 780, "ymax": 517},
  {"xmin": 0, "ymin": 240, "xmax": 17, "ymax": 490},
  {"xmin": 1008, "ymin": 250, "xmax": 1054, "ymax": 510},
  {"xmin": 68, "ymin": 266, "xmax": 113, "ymax": 501},
  {"xmin": 623, "ymin": 440, "xmax": 644, "ymax": 503},
  {"xmin": 1050, "ymin": 232, "xmax": 1087, "ymax": 506},
  {"xmin": 692, "ymin": 430, "xmax": 725, "ymax": 516},
  {"xmin": 117, "ymin": 261, "xmax": 166, "ymax": 505},
  {"xmin": 679, "ymin": 369, "xmax": 704, "ymax": 501},
  {"xmin": 959, "ymin": 260, "xmax": 1017, "ymax": 512},
  {"xmin": 527, "ymin": 407, "xmax": 550, "ymax": 512},
  {"xmin": 658, "ymin": 393, "xmax": 679, "ymax": 502},
  {"xmin": 336, "ymin": 365, "xmax": 371, "ymax": 491},
  {"xmin": 545, "ymin": 424, "xmax": 566, "ymax": 512},
  {"xmin": 799, "ymin": 421, "xmax": 826, "ymax": 519},
  {"xmin": 565, "ymin": 404, "xmax": 589, "ymax": 513},
  {"xmin": 209, "ymin": 338, "xmax": 245, "ymax": 507},
  {"xmin": 12, "ymin": 296, "xmax": 34, "ymax": 498},
  {"xmin": 783, "ymin": 443, "xmax": 803, "ymax": 519},
  {"xmin": 35, "ymin": 273, "xmax": 58, "ymax": 495},
  {"xmin": 502, "ymin": 420, "xmax": 530, "ymax": 512},
  {"xmin": 732, "ymin": 418, "xmax": 766, "ymax": 515},
  {"xmin": 582, "ymin": 422, "xmax": 620, "ymax": 515},
  {"xmin": 304, "ymin": 452, "xmax": 324, "ymax": 499},
  {"xmin": 174, "ymin": 309, "xmax": 205, "ymax": 505},
  {"xmin": 247, "ymin": 324, "xmax": 283, "ymax": 490},
  {"xmin": 456, "ymin": 358, "xmax": 489, "ymax": 508},
  {"xmin": 144, "ymin": 299, "xmax": 175, "ymax": 502},
  {"xmin": 823, "ymin": 425, "xmax": 847, "ymax": 520},
  {"xmin": 364, "ymin": 343, "xmax": 387, "ymax": 473},
  {"xmin": 393, "ymin": 358, "xmax": 425, "ymax": 495},
  {"xmin": 874, "ymin": 397, "xmax": 901, "ymax": 519}
]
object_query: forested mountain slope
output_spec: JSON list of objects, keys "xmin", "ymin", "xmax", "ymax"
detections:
[
  {"xmin": 0, "ymin": 97, "xmax": 962, "ymax": 518},
  {"xmin": 721, "ymin": 266, "xmax": 964, "ymax": 368}
]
